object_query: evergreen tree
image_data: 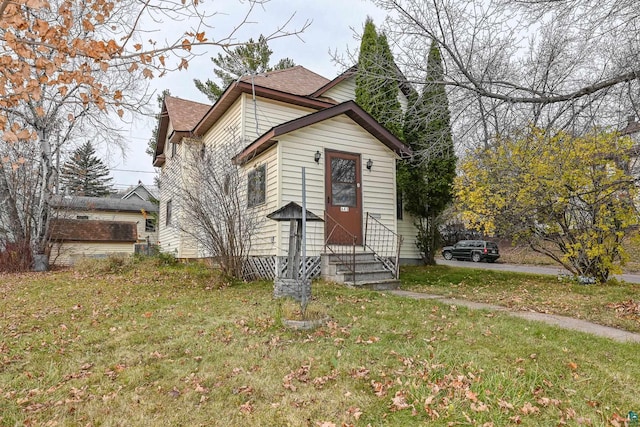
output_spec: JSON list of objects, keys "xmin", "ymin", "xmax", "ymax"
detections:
[
  {"xmin": 399, "ymin": 40, "xmax": 457, "ymax": 264},
  {"xmin": 60, "ymin": 141, "xmax": 114, "ymax": 197},
  {"xmin": 194, "ymin": 35, "xmax": 295, "ymax": 102},
  {"xmin": 355, "ymin": 18, "xmax": 403, "ymax": 139}
]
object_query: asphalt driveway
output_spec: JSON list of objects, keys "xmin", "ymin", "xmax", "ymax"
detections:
[{"xmin": 436, "ymin": 259, "xmax": 640, "ymax": 284}]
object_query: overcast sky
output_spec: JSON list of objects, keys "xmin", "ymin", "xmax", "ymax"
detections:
[{"xmin": 108, "ymin": 0, "xmax": 388, "ymax": 191}]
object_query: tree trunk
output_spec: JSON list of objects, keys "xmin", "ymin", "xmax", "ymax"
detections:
[
  {"xmin": 417, "ymin": 216, "xmax": 439, "ymax": 265},
  {"xmin": 33, "ymin": 130, "xmax": 54, "ymax": 270}
]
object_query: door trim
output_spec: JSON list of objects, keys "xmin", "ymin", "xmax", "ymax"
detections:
[{"xmin": 324, "ymin": 149, "xmax": 363, "ymax": 244}]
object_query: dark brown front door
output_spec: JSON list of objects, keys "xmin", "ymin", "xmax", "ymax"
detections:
[{"xmin": 325, "ymin": 150, "xmax": 362, "ymax": 244}]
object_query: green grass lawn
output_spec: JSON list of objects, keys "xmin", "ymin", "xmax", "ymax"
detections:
[
  {"xmin": 1, "ymin": 258, "xmax": 639, "ymax": 426},
  {"xmin": 402, "ymin": 264, "xmax": 640, "ymax": 333}
]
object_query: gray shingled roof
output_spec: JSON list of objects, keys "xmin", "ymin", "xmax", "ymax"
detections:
[{"xmin": 51, "ymin": 195, "xmax": 158, "ymax": 213}]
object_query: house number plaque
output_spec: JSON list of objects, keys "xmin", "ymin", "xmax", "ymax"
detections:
[{"xmin": 340, "ymin": 206, "xmax": 349, "ymax": 212}]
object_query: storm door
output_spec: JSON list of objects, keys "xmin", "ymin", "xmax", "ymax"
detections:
[{"xmin": 324, "ymin": 150, "xmax": 362, "ymax": 244}]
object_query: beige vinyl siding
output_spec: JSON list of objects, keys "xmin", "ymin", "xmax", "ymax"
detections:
[
  {"xmin": 201, "ymin": 97, "xmax": 243, "ymax": 151},
  {"xmin": 159, "ymin": 129, "xmax": 201, "ymax": 258},
  {"xmin": 166, "ymin": 122, "xmax": 175, "ymax": 158},
  {"xmin": 244, "ymin": 146, "xmax": 279, "ymax": 256},
  {"xmin": 398, "ymin": 214, "xmax": 421, "ymax": 261},
  {"xmin": 51, "ymin": 242, "xmax": 135, "ymax": 266},
  {"xmin": 158, "ymin": 130, "xmax": 182, "ymax": 256},
  {"xmin": 323, "ymin": 75, "xmax": 409, "ymax": 113},
  {"xmin": 242, "ymin": 94, "xmax": 316, "ymax": 142},
  {"xmin": 277, "ymin": 114, "xmax": 398, "ymax": 257},
  {"xmin": 324, "ymin": 75, "xmax": 356, "ymax": 103}
]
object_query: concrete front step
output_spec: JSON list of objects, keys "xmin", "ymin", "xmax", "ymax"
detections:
[
  {"xmin": 350, "ymin": 279, "xmax": 401, "ymax": 290},
  {"xmin": 321, "ymin": 252, "xmax": 398, "ymax": 288},
  {"xmin": 322, "ymin": 251, "xmax": 377, "ymax": 263},
  {"xmin": 336, "ymin": 260, "xmax": 389, "ymax": 272},
  {"xmin": 340, "ymin": 269, "xmax": 395, "ymax": 283}
]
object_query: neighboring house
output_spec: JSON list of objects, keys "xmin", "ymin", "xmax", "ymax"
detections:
[
  {"xmin": 49, "ymin": 196, "xmax": 159, "ymax": 265},
  {"xmin": 153, "ymin": 65, "xmax": 422, "ymax": 284},
  {"xmin": 118, "ymin": 181, "xmax": 159, "ymax": 202}
]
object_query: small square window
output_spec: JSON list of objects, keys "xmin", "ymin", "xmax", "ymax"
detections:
[
  {"xmin": 145, "ymin": 218, "xmax": 156, "ymax": 232},
  {"xmin": 247, "ymin": 165, "xmax": 266, "ymax": 208}
]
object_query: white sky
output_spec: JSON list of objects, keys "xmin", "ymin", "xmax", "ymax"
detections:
[{"xmin": 108, "ymin": 0, "xmax": 388, "ymax": 190}]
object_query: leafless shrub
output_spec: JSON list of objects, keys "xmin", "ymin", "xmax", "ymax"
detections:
[{"xmin": 174, "ymin": 128, "xmax": 263, "ymax": 278}]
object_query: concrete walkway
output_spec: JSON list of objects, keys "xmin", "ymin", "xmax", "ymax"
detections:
[
  {"xmin": 389, "ymin": 289, "xmax": 640, "ymax": 343},
  {"xmin": 436, "ymin": 259, "xmax": 640, "ymax": 284}
]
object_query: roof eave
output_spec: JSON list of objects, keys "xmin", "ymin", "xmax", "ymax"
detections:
[
  {"xmin": 153, "ymin": 154, "xmax": 165, "ymax": 167},
  {"xmin": 311, "ymin": 65, "xmax": 357, "ymax": 97},
  {"xmin": 235, "ymin": 100, "xmax": 412, "ymax": 163},
  {"xmin": 152, "ymin": 102, "xmax": 169, "ymax": 163}
]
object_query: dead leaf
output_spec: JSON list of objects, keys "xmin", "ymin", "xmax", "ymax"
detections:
[
  {"xmin": 471, "ymin": 401, "xmax": 489, "ymax": 412},
  {"xmin": 347, "ymin": 406, "xmax": 362, "ymax": 420},
  {"xmin": 465, "ymin": 389, "xmax": 478, "ymax": 402},
  {"xmin": 239, "ymin": 401, "xmax": 253, "ymax": 414},
  {"xmin": 520, "ymin": 402, "xmax": 540, "ymax": 415},
  {"xmin": 498, "ymin": 399, "xmax": 514, "ymax": 411},
  {"xmin": 390, "ymin": 390, "xmax": 411, "ymax": 411}
]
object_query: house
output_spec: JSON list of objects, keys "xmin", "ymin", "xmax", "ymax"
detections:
[
  {"xmin": 153, "ymin": 65, "xmax": 422, "ymax": 285},
  {"xmin": 49, "ymin": 196, "xmax": 159, "ymax": 265},
  {"xmin": 114, "ymin": 181, "xmax": 159, "ymax": 202}
]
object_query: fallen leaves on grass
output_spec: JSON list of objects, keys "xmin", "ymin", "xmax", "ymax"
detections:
[
  {"xmin": 355, "ymin": 335, "xmax": 380, "ymax": 344},
  {"xmin": 606, "ymin": 299, "xmax": 640, "ymax": 319}
]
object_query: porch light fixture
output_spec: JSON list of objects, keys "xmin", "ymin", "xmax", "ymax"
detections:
[
  {"xmin": 366, "ymin": 158, "xmax": 373, "ymax": 170},
  {"xmin": 314, "ymin": 150, "xmax": 321, "ymax": 164}
]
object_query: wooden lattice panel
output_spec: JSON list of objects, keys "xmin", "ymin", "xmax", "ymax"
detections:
[
  {"xmin": 243, "ymin": 257, "xmax": 276, "ymax": 281},
  {"xmin": 243, "ymin": 256, "xmax": 320, "ymax": 281}
]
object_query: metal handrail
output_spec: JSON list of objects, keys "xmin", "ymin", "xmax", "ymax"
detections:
[
  {"xmin": 324, "ymin": 211, "xmax": 357, "ymax": 284},
  {"xmin": 364, "ymin": 213, "xmax": 403, "ymax": 279}
]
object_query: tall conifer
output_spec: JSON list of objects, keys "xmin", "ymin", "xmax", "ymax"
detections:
[
  {"xmin": 195, "ymin": 35, "xmax": 295, "ymax": 103},
  {"xmin": 399, "ymin": 40, "xmax": 456, "ymax": 264},
  {"xmin": 60, "ymin": 141, "xmax": 114, "ymax": 197},
  {"xmin": 355, "ymin": 18, "xmax": 403, "ymax": 139}
]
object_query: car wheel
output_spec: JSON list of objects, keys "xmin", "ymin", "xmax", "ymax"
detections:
[
  {"xmin": 471, "ymin": 252, "xmax": 481, "ymax": 262},
  {"xmin": 443, "ymin": 251, "xmax": 453, "ymax": 260}
]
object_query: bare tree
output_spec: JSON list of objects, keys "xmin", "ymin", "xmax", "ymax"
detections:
[
  {"xmin": 173, "ymin": 128, "xmax": 263, "ymax": 279},
  {"xmin": 372, "ymin": 0, "xmax": 640, "ymax": 149},
  {"xmin": 0, "ymin": 0, "xmax": 308, "ymax": 270}
]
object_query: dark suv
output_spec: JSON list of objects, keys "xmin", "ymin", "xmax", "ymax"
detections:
[{"xmin": 441, "ymin": 240, "xmax": 500, "ymax": 263}]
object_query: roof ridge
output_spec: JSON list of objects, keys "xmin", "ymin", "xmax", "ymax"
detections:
[
  {"xmin": 244, "ymin": 65, "xmax": 327, "ymax": 80},
  {"xmin": 165, "ymin": 95, "xmax": 211, "ymax": 108}
]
